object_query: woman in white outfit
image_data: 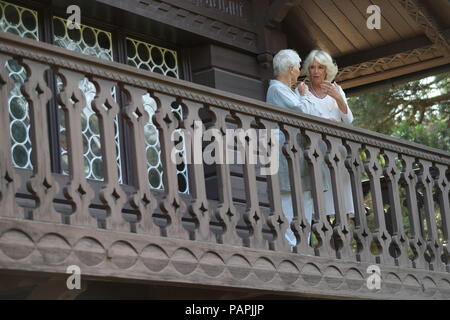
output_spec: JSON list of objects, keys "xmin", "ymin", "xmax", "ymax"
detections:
[
  {"xmin": 302, "ymin": 50, "xmax": 354, "ymax": 222},
  {"xmin": 266, "ymin": 49, "xmax": 354, "ymax": 247}
]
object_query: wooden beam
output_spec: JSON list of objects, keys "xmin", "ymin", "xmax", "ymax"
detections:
[
  {"xmin": 397, "ymin": 0, "xmax": 450, "ymax": 56},
  {"xmin": 337, "ymin": 28, "xmax": 450, "ymax": 67},
  {"xmin": 336, "ymin": 35, "xmax": 431, "ymax": 67},
  {"xmin": 266, "ymin": 0, "xmax": 302, "ymax": 27},
  {"xmin": 339, "ymin": 55, "xmax": 450, "ymax": 89},
  {"xmin": 345, "ymin": 63, "xmax": 450, "ymax": 96},
  {"xmin": 336, "ymin": 44, "xmax": 441, "ymax": 82}
]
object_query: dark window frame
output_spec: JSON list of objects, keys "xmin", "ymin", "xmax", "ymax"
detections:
[{"xmin": 3, "ymin": 0, "xmax": 192, "ymax": 187}]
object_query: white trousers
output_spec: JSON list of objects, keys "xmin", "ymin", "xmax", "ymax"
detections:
[{"xmin": 281, "ymin": 169, "xmax": 354, "ymax": 246}]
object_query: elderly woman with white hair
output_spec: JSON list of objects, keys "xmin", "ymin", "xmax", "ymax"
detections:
[
  {"xmin": 266, "ymin": 49, "xmax": 315, "ymax": 114},
  {"xmin": 266, "ymin": 49, "xmax": 354, "ymax": 247}
]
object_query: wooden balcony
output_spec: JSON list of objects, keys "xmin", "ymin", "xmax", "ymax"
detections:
[{"xmin": 0, "ymin": 31, "xmax": 449, "ymax": 300}]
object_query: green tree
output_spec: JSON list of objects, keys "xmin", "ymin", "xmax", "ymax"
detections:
[{"xmin": 347, "ymin": 72, "xmax": 450, "ymax": 152}]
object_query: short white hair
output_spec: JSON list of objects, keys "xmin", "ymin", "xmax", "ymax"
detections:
[
  {"xmin": 272, "ymin": 49, "xmax": 301, "ymax": 77},
  {"xmin": 302, "ymin": 50, "xmax": 338, "ymax": 82}
]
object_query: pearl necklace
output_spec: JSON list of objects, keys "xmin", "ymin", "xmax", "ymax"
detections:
[{"xmin": 310, "ymin": 85, "xmax": 327, "ymax": 99}]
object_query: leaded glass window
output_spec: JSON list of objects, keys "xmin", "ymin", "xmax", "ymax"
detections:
[
  {"xmin": 53, "ymin": 16, "xmax": 123, "ymax": 182},
  {"xmin": 126, "ymin": 37, "xmax": 188, "ymax": 194},
  {"xmin": 126, "ymin": 38, "xmax": 179, "ymax": 78},
  {"xmin": 0, "ymin": 0, "xmax": 39, "ymax": 170},
  {"xmin": 0, "ymin": 0, "xmax": 38, "ymax": 38}
]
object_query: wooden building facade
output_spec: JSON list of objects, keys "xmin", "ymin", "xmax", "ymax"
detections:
[{"xmin": 0, "ymin": 0, "xmax": 449, "ymax": 299}]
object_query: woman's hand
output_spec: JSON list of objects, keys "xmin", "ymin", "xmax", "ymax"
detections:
[
  {"xmin": 297, "ymin": 81, "xmax": 310, "ymax": 96},
  {"xmin": 320, "ymin": 81, "xmax": 342, "ymax": 101},
  {"xmin": 321, "ymin": 81, "xmax": 349, "ymax": 114}
]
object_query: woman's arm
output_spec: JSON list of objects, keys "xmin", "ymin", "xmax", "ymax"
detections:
[
  {"xmin": 268, "ymin": 84, "xmax": 317, "ymax": 116},
  {"xmin": 320, "ymin": 82, "xmax": 353, "ymax": 123}
]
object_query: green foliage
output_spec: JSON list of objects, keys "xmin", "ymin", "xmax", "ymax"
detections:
[
  {"xmin": 393, "ymin": 120, "xmax": 450, "ymax": 151},
  {"xmin": 347, "ymin": 72, "xmax": 450, "ymax": 152}
]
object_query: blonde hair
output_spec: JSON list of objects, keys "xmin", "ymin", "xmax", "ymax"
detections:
[
  {"xmin": 272, "ymin": 49, "xmax": 301, "ymax": 77},
  {"xmin": 302, "ymin": 50, "xmax": 338, "ymax": 82}
]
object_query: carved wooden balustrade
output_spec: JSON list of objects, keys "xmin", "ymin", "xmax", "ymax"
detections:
[{"xmin": 0, "ymin": 31, "xmax": 449, "ymax": 299}]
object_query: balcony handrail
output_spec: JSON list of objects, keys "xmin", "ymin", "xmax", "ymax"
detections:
[
  {"xmin": 0, "ymin": 30, "xmax": 449, "ymax": 280},
  {"xmin": 0, "ymin": 31, "xmax": 448, "ymax": 163}
]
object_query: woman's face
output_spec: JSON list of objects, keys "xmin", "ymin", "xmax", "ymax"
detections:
[{"xmin": 309, "ymin": 59, "xmax": 327, "ymax": 84}]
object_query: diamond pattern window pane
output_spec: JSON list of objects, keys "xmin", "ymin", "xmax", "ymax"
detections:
[
  {"xmin": 127, "ymin": 37, "xmax": 188, "ymax": 194},
  {"xmin": 53, "ymin": 16, "xmax": 123, "ymax": 182},
  {"xmin": 0, "ymin": 0, "xmax": 39, "ymax": 170}
]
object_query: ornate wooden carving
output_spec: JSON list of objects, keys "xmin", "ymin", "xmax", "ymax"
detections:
[
  {"xmin": 0, "ymin": 32, "xmax": 448, "ymax": 167},
  {"xmin": 381, "ymin": 150, "xmax": 409, "ymax": 267},
  {"xmin": 259, "ymin": 119, "xmax": 290, "ymax": 253},
  {"xmin": 208, "ymin": 106, "xmax": 240, "ymax": 246},
  {"xmin": 323, "ymin": 135, "xmax": 353, "ymax": 260},
  {"xmin": 417, "ymin": 160, "xmax": 444, "ymax": 272},
  {"xmin": 179, "ymin": 99, "xmax": 212, "ymax": 242},
  {"xmin": 303, "ymin": 129, "xmax": 333, "ymax": 258},
  {"xmin": 397, "ymin": 0, "xmax": 450, "ymax": 56},
  {"xmin": 21, "ymin": 59, "xmax": 60, "ymax": 223},
  {"xmin": 0, "ymin": 53, "xmax": 22, "ymax": 219},
  {"xmin": 0, "ymin": 32, "xmax": 449, "ymax": 299},
  {"xmin": 231, "ymin": 111, "xmax": 265, "ymax": 249},
  {"xmin": 1, "ymin": 219, "xmax": 449, "ymax": 300},
  {"xmin": 280, "ymin": 125, "xmax": 313, "ymax": 255},
  {"xmin": 97, "ymin": 0, "xmax": 257, "ymax": 52},
  {"xmin": 363, "ymin": 146, "xmax": 394, "ymax": 266},
  {"xmin": 336, "ymin": 45, "xmax": 443, "ymax": 82},
  {"xmin": 434, "ymin": 163, "xmax": 450, "ymax": 272},
  {"xmin": 89, "ymin": 77, "xmax": 128, "ymax": 232},
  {"xmin": 151, "ymin": 92, "xmax": 189, "ymax": 239},
  {"xmin": 344, "ymin": 141, "xmax": 373, "ymax": 263},
  {"xmin": 56, "ymin": 68, "xmax": 96, "ymax": 227},
  {"xmin": 399, "ymin": 154, "xmax": 426, "ymax": 269},
  {"xmin": 121, "ymin": 85, "xmax": 158, "ymax": 235}
]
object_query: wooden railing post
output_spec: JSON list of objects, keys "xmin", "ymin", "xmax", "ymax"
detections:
[
  {"xmin": 344, "ymin": 141, "xmax": 373, "ymax": 263},
  {"xmin": 121, "ymin": 85, "xmax": 158, "ymax": 235},
  {"xmin": 281, "ymin": 125, "xmax": 314, "ymax": 255},
  {"xmin": 434, "ymin": 163, "xmax": 450, "ymax": 272},
  {"xmin": 208, "ymin": 106, "xmax": 240, "ymax": 246},
  {"xmin": 259, "ymin": 119, "xmax": 290, "ymax": 252},
  {"xmin": 56, "ymin": 68, "xmax": 96, "ymax": 227},
  {"xmin": 399, "ymin": 154, "xmax": 426, "ymax": 269},
  {"xmin": 323, "ymin": 135, "xmax": 353, "ymax": 260},
  {"xmin": 303, "ymin": 129, "xmax": 333, "ymax": 257},
  {"xmin": 21, "ymin": 59, "xmax": 60, "ymax": 223},
  {"xmin": 231, "ymin": 111, "xmax": 266, "ymax": 249},
  {"xmin": 0, "ymin": 53, "xmax": 22, "ymax": 219},
  {"xmin": 382, "ymin": 150, "xmax": 409, "ymax": 266},
  {"xmin": 417, "ymin": 159, "xmax": 444, "ymax": 271},
  {"xmin": 180, "ymin": 99, "xmax": 212, "ymax": 242},
  {"xmin": 363, "ymin": 146, "xmax": 394, "ymax": 265},
  {"xmin": 90, "ymin": 77, "xmax": 128, "ymax": 232},
  {"xmin": 151, "ymin": 92, "xmax": 189, "ymax": 239}
]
